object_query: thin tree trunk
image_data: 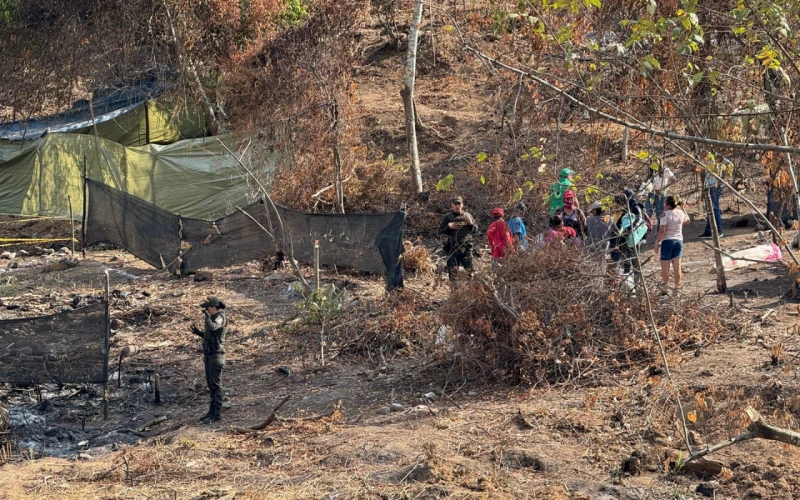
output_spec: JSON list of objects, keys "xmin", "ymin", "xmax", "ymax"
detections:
[
  {"xmin": 403, "ymin": 0, "xmax": 424, "ymax": 194},
  {"xmin": 781, "ymin": 129, "xmax": 800, "ymax": 245},
  {"xmin": 331, "ymin": 100, "xmax": 345, "ymax": 213},
  {"xmin": 704, "ymin": 186, "xmax": 727, "ymax": 293},
  {"xmin": 621, "ymin": 126, "xmax": 629, "ymax": 161},
  {"xmin": 163, "ymin": 1, "xmax": 223, "ymax": 135}
]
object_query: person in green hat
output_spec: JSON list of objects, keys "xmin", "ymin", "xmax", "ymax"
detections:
[
  {"xmin": 549, "ymin": 168, "xmax": 575, "ymax": 214},
  {"xmin": 190, "ymin": 296, "xmax": 228, "ymax": 423}
]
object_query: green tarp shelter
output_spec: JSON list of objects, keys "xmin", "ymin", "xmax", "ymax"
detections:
[{"xmin": 0, "ymin": 133, "xmax": 261, "ymax": 220}]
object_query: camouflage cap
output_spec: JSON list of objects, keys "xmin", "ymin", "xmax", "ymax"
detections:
[{"xmin": 452, "ymin": 197, "xmax": 464, "ymax": 204}]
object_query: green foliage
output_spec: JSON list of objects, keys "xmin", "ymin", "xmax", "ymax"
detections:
[
  {"xmin": 0, "ymin": 0, "xmax": 19, "ymax": 26},
  {"xmin": 436, "ymin": 174, "xmax": 454, "ymax": 192},
  {"xmin": 277, "ymin": 0, "xmax": 309, "ymax": 26},
  {"xmin": 297, "ymin": 284, "xmax": 344, "ymax": 324}
]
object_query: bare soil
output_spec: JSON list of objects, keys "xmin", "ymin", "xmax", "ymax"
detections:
[{"xmin": 0, "ymin": 212, "xmax": 799, "ymax": 499}]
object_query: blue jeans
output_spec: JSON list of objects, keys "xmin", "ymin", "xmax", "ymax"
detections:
[
  {"xmin": 703, "ymin": 186, "xmax": 723, "ymax": 235},
  {"xmin": 645, "ymin": 192, "xmax": 666, "ymax": 230}
]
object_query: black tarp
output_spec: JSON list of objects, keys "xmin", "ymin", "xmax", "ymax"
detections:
[
  {"xmin": 181, "ymin": 201, "xmax": 406, "ymax": 290},
  {"xmin": 85, "ymin": 179, "xmax": 181, "ymax": 268},
  {"xmin": 86, "ymin": 183, "xmax": 405, "ymax": 289},
  {"xmin": 0, "ymin": 304, "xmax": 106, "ymax": 385},
  {"xmin": 0, "ymin": 81, "xmax": 168, "ymax": 141}
]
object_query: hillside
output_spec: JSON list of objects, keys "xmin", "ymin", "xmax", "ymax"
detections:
[{"xmin": 3, "ymin": 1, "xmax": 800, "ymax": 499}]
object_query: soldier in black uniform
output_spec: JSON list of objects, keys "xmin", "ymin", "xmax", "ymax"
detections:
[
  {"xmin": 438, "ymin": 197, "xmax": 477, "ymax": 281},
  {"xmin": 190, "ymin": 296, "xmax": 227, "ymax": 423}
]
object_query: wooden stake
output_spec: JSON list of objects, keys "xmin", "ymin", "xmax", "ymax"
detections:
[
  {"xmin": 154, "ymin": 372, "xmax": 161, "ymax": 405},
  {"xmin": 68, "ymin": 195, "xmax": 75, "ymax": 255},
  {"xmin": 81, "ymin": 155, "xmax": 88, "ymax": 260},
  {"xmin": 103, "ymin": 269, "xmax": 111, "ymax": 421},
  {"xmin": 314, "ymin": 240, "xmax": 321, "ymax": 291}
]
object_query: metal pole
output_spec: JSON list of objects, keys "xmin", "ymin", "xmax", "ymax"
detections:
[
  {"xmin": 103, "ymin": 269, "xmax": 110, "ymax": 421},
  {"xmin": 67, "ymin": 195, "xmax": 75, "ymax": 255},
  {"xmin": 314, "ymin": 240, "xmax": 320, "ymax": 290}
]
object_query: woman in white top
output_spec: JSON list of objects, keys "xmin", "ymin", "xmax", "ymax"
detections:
[{"xmin": 654, "ymin": 195, "xmax": 690, "ymax": 294}]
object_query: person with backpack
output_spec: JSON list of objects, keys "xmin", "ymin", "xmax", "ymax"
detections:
[
  {"xmin": 507, "ymin": 203, "xmax": 528, "ymax": 250},
  {"xmin": 613, "ymin": 189, "xmax": 649, "ymax": 278},
  {"xmin": 549, "ymin": 168, "xmax": 575, "ymax": 214},
  {"xmin": 555, "ymin": 190, "xmax": 586, "ymax": 240},
  {"xmin": 654, "ymin": 195, "xmax": 691, "ymax": 295},
  {"xmin": 486, "ymin": 207, "xmax": 515, "ymax": 268}
]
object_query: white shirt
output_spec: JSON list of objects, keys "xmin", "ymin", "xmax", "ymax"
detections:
[
  {"xmin": 659, "ymin": 208, "xmax": 689, "ymax": 241},
  {"xmin": 652, "ymin": 167, "xmax": 675, "ymax": 191}
]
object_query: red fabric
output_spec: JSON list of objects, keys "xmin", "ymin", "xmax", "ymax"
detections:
[
  {"xmin": 486, "ymin": 220, "xmax": 515, "ymax": 258},
  {"xmin": 545, "ymin": 226, "xmax": 577, "ymax": 243},
  {"xmin": 491, "ymin": 207, "xmax": 505, "ymax": 218}
]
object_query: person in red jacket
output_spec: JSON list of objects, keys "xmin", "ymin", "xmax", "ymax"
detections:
[{"xmin": 486, "ymin": 207, "xmax": 515, "ymax": 268}]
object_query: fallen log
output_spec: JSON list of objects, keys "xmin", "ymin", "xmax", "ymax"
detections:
[
  {"xmin": 686, "ymin": 406, "xmax": 800, "ymax": 463},
  {"xmin": 229, "ymin": 395, "xmax": 290, "ymax": 434},
  {"xmin": 136, "ymin": 415, "xmax": 168, "ymax": 432}
]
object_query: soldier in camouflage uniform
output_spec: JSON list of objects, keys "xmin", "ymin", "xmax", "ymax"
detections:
[
  {"xmin": 438, "ymin": 197, "xmax": 478, "ymax": 281},
  {"xmin": 190, "ymin": 296, "xmax": 228, "ymax": 423}
]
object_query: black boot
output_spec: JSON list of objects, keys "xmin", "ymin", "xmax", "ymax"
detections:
[
  {"xmin": 199, "ymin": 405, "xmax": 213, "ymax": 421},
  {"xmin": 205, "ymin": 408, "xmax": 221, "ymax": 423}
]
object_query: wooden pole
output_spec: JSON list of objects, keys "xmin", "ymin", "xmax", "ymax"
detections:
[
  {"xmin": 704, "ymin": 185, "xmax": 727, "ymax": 293},
  {"xmin": 81, "ymin": 155, "xmax": 88, "ymax": 260},
  {"xmin": 314, "ymin": 240, "xmax": 320, "ymax": 291},
  {"xmin": 103, "ymin": 269, "xmax": 111, "ymax": 421},
  {"xmin": 67, "ymin": 195, "xmax": 75, "ymax": 255},
  {"xmin": 154, "ymin": 372, "xmax": 161, "ymax": 405}
]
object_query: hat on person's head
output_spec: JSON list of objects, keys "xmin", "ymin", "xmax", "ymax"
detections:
[
  {"xmin": 587, "ymin": 201, "xmax": 602, "ymax": 212},
  {"xmin": 563, "ymin": 189, "xmax": 576, "ymax": 200},
  {"xmin": 491, "ymin": 207, "xmax": 505, "ymax": 218},
  {"xmin": 515, "ymin": 202, "xmax": 527, "ymax": 212},
  {"xmin": 451, "ymin": 197, "xmax": 464, "ymax": 205},
  {"xmin": 560, "ymin": 168, "xmax": 575, "ymax": 178},
  {"xmin": 200, "ymin": 296, "xmax": 226, "ymax": 309}
]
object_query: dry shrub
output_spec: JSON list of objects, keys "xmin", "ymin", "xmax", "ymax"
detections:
[
  {"xmin": 402, "ymin": 241, "xmax": 434, "ymax": 276},
  {"xmin": 0, "ymin": 400, "xmax": 10, "ymax": 464},
  {"xmin": 330, "ymin": 289, "xmax": 438, "ymax": 358},
  {"xmin": 441, "ymin": 247, "xmax": 734, "ymax": 385}
]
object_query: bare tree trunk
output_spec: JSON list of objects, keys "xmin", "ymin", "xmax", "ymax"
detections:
[
  {"xmin": 704, "ymin": 185, "xmax": 727, "ymax": 293},
  {"xmin": 621, "ymin": 126, "xmax": 629, "ymax": 161},
  {"xmin": 331, "ymin": 100, "xmax": 345, "ymax": 213},
  {"xmin": 402, "ymin": 0, "xmax": 424, "ymax": 194},
  {"xmin": 780, "ymin": 129, "xmax": 800, "ymax": 248}
]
